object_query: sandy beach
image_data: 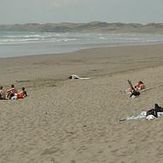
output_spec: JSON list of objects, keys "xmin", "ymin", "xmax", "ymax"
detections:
[{"xmin": 1, "ymin": 44, "xmax": 163, "ymax": 163}]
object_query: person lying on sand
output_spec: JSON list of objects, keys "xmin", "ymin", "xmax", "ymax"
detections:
[
  {"xmin": 68, "ymin": 74, "xmax": 80, "ymax": 79},
  {"xmin": 11, "ymin": 87, "xmax": 27, "ymax": 100},
  {"xmin": 68, "ymin": 74, "xmax": 90, "ymax": 80},
  {"xmin": 119, "ymin": 103, "xmax": 163, "ymax": 121}
]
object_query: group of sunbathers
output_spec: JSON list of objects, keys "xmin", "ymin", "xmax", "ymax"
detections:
[{"xmin": 0, "ymin": 84, "xmax": 27, "ymax": 100}]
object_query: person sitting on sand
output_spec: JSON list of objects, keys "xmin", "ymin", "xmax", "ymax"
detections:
[
  {"xmin": 0, "ymin": 86, "xmax": 6, "ymax": 100},
  {"xmin": 127, "ymin": 80, "xmax": 140, "ymax": 98},
  {"xmin": 134, "ymin": 81, "xmax": 145, "ymax": 91},
  {"xmin": 126, "ymin": 80, "xmax": 145, "ymax": 94},
  {"xmin": 11, "ymin": 87, "xmax": 27, "ymax": 100},
  {"xmin": 6, "ymin": 84, "xmax": 17, "ymax": 99},
  {"xmin": 17, "ymin": 87, "xmax": 27, "ymax": 99}
]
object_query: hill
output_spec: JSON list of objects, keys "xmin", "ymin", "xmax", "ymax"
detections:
[{"xmin": 0, "ymin": 21, "xmax": 163, "ymax": 33}]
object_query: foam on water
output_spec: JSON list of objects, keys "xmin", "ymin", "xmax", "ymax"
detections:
[{"xmin": 1, "ymin": 31, "xmax": 163, "ymax": 58}]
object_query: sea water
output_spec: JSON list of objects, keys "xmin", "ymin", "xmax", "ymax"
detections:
[{"xmin": 1, "ymin": 31, "xmax": 163, "ymax": 58}]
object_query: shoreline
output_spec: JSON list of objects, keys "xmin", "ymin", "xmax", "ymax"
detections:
[
  {"xmin": 1, "ymin": 31, "xmax": 163, "ymax": 59},
  {"xmin": 1, "ymin": 42, "xmax": 163, "ymax": 60}
]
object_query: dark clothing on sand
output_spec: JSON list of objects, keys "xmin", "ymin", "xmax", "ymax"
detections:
[
  {"xmin": 130, "ymin": 90, "xmax": 140, "ymax": 98},
  {"xmin": 146, "ymin": 104, "xmax": 163, "ymax": 118}
]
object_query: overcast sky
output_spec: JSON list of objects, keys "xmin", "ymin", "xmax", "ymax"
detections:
[{"xmin": 1, "ymin": 0, "xmax": 163, "ymax": 24}]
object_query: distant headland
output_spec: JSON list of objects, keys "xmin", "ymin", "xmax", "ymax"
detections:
[{"xmin": 0, "ymin": 21, "xmax": 163, "ymax": 33}]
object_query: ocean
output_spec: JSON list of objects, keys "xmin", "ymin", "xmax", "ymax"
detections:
[{"xmin": 1, "ymin": 31, "xmax": 163, "ymax": 58}]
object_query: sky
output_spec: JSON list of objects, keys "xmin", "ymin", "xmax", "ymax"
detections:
[{"xmin": 0, "ymin": 0, "xmax": 163, "ymax": 24}]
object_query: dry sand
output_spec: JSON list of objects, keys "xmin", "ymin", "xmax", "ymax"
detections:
[{"xmin": 1, "ymin": 44, "xmax": 163, "ymax": 163}]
